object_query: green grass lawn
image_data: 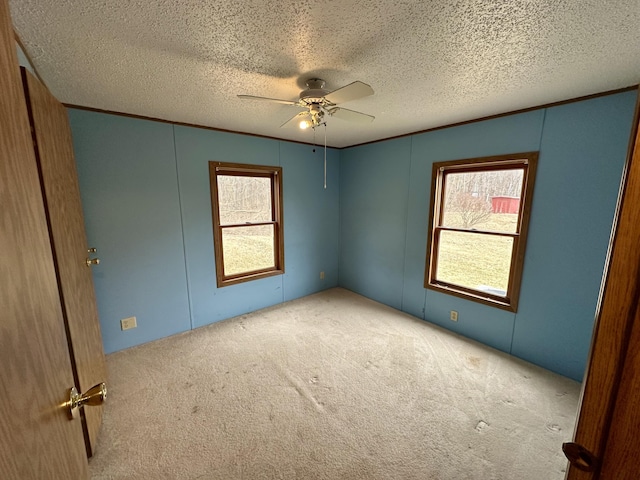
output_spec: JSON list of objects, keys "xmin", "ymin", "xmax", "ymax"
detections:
[
  {"xmin": 437, "ymin": 232, "xmax": 513, "ymax": 292},
  {"xmin": 222, "ymin": 234, "xmax": 275, "ymax": 275},
  {"xmin": 437, "ymin": 213, "xmax": 518, "ymax": 292}
]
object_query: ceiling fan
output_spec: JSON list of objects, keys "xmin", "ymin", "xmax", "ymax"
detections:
[{"xmin": 238, "ymin": 78, "xmax": 375, "ymax": 129}]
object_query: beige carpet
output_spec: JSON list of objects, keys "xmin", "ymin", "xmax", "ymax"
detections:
[{"xmin": 89, "ymin": 288, "xmax": 579, "ymax": 479}]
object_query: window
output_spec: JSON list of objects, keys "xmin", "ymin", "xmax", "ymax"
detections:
[
  {"xmin": 425, "ymin": 152, "xmax": 538, "ymax": 311},
  {"xmin": 209, "ymin": 162, "xmax": 284, "ymax": 287}
]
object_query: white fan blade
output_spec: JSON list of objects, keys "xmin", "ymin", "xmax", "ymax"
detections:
[
  {"xmin": 280, "ymin": 111, "xmax": 310, "ymax": 128},
  {"xmin": 238, "ymin": 94, "xmax": 299, "ymax": 106},
  {"xmin": 324, "ymin": 81, "xmax": 374, "ymax": 105},
  {"xmin": 329, "ymin": 107, "xmax": 374, "ymax": 124}
]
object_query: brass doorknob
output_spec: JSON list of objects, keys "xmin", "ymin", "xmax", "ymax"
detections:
[
  {"xmin": 66, "ymin": 382, "xmax": 107, "ymax": 420},
  {"xmin": 85, "ymin": 257, "xmax": 100, "ymax": 267}
]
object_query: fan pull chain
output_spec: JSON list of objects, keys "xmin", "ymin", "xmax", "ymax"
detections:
[{"xmin": 324, "ymin": 123, "xmax": 327, "ymax": 189}]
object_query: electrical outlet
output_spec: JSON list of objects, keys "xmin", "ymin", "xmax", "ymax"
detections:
[
  {"xmin": 450, "ymin": 310, "xmax": 458, "ymax": 322},
  {"xmin": 320, "ymin": 271, "xmax": 325, "ymax": 280},
  {"xmin": 121, "ymin": 316, "xmax": 137, "ymax": 330}
]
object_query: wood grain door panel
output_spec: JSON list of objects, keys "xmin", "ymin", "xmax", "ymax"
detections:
[
  {"xmin": 0, "ymin": 0, "xmax": 88, "ymax": 477},
  {"xmin": 22, "ymin": 68, "xmax": 107, "ymax": 455},
  {"xmin": 599, "ymin": 304, "xmax": 640, "ymax": 479},
  {"xmin": 566, "ymin": 97, "xmax": 640, "ymax": 479}
]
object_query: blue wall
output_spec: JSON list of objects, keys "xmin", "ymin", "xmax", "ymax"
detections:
[
  {"xmin": 70, "ymin": 89, "xmax": 636, "ymax": 380},
  {"xmin": 339, "ymin": 90, "xmax": 637, "ymax": 381},
  {"xmin": 69, "ymin": 110, "xmax": 339, "ymax": 353},
  {"xmin": 339, "ymin": 137, "xmax": 412, "ymax": 310}
]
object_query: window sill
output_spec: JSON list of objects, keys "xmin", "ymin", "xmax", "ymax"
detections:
[{"xmin": 217, "ymin": 268, "xmax": 284, "ymax": 288}]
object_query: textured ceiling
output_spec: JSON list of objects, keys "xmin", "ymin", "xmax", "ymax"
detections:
[{"xmin": 10, "ymin": 0, "xmax": 640, "ymax": 148}]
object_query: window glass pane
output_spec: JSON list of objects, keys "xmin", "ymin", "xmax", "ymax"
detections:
[
  {"xmin": 217, "ymin": 175, "xmax": 272, "ymax": 224},
  {"xmin": 441, "ymin": 169, "xmax": 524, "ymax": 233},
  {"xmin": 436, "ymin": 230, "xmax": 513, "ymax": 296},
  {"xmin": 222, "ymin": 225, "xmax": 275, "ymax": 276}
]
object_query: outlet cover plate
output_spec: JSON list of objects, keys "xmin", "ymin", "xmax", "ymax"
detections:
[{"xmin": 121, "ymin": 316, "xmax": 137, "ymax": 330}]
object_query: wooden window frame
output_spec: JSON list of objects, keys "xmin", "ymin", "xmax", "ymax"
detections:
[
  {"xmin": 424, "ymin": 152, "xmax": 538, "ymax": 312},
  {"xmin": 209, "ymin": 161, "xmax": 284, "ymax": 287}
]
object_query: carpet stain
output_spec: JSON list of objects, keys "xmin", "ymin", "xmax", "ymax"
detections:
[
  {"xmin": 191, "ymin": 405, "xmax": 200, "ymax": 414},
  {"xmin": 467, "ymin": 356, "xmax": 482, "ymax": 368}
]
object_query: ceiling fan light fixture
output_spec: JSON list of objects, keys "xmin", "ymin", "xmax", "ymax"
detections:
[{"xmin": 239, "ymin": 78, "xmax": 375, "ymax": 130}]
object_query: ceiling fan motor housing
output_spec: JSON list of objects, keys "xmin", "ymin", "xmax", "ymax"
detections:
[
  {"xmin": 300, "ymin": 78, "xmax": 330, "ymax": 105},
  {"xmin": 300, "ymin": 90, "xmax": 330, "ymax": 105}
]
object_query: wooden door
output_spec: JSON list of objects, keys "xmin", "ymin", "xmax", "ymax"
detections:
[
  {"xmin": 565, "ymin": 97, "xmax": 640, "ymax": 479},
  {"xmin": 0, "ymin": 0, "xmax": 88, "ymax": 477},
  {"xmin": 21, "ymin": 68, "xmax": 108, "ymax": 455},
  {"xmin": 599, "ymin": 301, "xmax": 640, "ymax": 479}
]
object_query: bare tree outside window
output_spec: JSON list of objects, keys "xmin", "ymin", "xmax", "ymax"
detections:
[{"xmin": 447, "ymin": 193, "xmax": 493, "ymax": 228}]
